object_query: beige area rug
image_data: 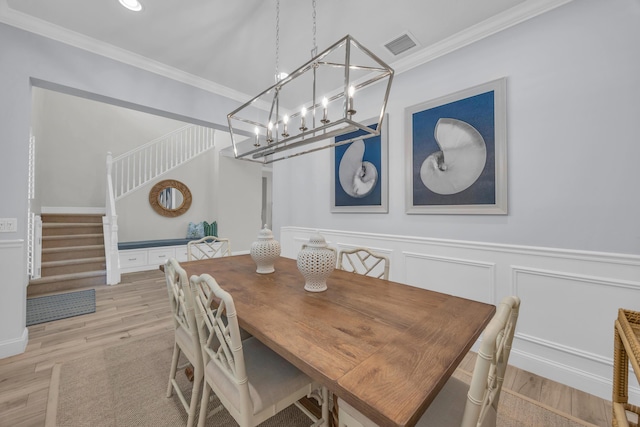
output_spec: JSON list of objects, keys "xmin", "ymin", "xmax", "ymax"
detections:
[
  {"xmin": 50, "ymin": 331, "xmax": 310, "ymax": 427},
  {"xmin": 48, "ymin": 331, "xmax": 598, "ymax": 427}
]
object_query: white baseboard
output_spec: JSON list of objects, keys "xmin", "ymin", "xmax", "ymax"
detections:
[
  {"xmin": 0, "ymin": 239, "xmax": 28, "ymax": 359},
  {"xmin": 0, "ymin": 328, "xmax": 28, "ymax": 359},
  {"xmin": 280, "ymin": 226, "xmax": 640, "ymax": 402}
]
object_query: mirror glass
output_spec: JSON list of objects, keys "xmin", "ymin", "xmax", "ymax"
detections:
[
  {"xmin": 149, "ymin": 179, "xmax": 192, "ymax": 217},
  {"xmin": 158, "ymin": 187, "xmax": 184, "ymax": 210}
]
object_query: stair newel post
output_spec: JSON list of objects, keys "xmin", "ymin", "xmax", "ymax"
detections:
[{"xmin": 104, "ymin": 152, "xmax": 121, "ymax": 285}]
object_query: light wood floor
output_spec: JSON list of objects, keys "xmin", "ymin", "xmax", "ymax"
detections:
[{"xmin": 0, "ymin": 270, "xmax": 613, "ymax": 426}]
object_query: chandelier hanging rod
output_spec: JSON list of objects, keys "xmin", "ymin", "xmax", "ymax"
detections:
[{"xmin": 229, "ymin": 36, "xmax": 348, "ymax": 117}]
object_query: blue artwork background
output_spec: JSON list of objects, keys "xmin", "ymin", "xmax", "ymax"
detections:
[
  {"xmin": 412, "ymin": 91, "xmax": 496, "ymax": 206},
  {"xmin": 334, "ymin": 123, "xmax": 382, "ymax": 207}
]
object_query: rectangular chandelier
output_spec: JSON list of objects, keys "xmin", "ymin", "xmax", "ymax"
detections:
[{"xmin": 227, "ymin": 35, "xmax": 394, "ymax": 164}]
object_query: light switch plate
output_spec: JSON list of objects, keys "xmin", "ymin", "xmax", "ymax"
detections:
[{"xmin": 0, "ymin": 218, "xmax": 17, "ymax": 232}]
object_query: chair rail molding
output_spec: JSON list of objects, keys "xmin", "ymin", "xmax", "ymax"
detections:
[{"xmin": 279, "ymin": 226, "xmax": 640, "ymax": 402}]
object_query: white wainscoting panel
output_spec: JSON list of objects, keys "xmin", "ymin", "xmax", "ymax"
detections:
[
  {"xmin": 0, "ymin": 239, "xmax": 28, "ymax": 359},
  {"xmin": 279, "ymin": 226, "xmax": 640, "ymax": 402},
  {"xmin": 404, "ymin": 252, "xmax": 495, "ymax": 304}
]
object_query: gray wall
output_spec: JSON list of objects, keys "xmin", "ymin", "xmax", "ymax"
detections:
[
  {"xmin": 29, "ymin": 88, "xmax": 258, "ymax": 243},
  {"xmin": 0, "ymin": 21, "xmax": 254, "ymax": 356},
  {"xmin": 32, "ymin": 88, "xmax": 187, "ymax": 208},
  {"xmin": 273, "ymin": 0, "xmax": 640, "ymax": 256}
]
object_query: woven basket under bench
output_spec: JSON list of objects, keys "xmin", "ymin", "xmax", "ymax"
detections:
[{"xmin": 613, "ymin": 309, "xmax": 640, "ymax": 426}]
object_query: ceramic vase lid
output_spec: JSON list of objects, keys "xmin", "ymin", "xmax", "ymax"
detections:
[
  {"xmin": 256, "ymin": 224, "xmax": 275, "ymax": 240},
  {"xmin": 305, "ymin": 233, "xmax": 328, "ymax": 249}
]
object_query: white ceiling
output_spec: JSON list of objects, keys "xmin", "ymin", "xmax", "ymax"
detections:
[{"xmin": 1, "ymin": 0, "xmax": 571, "ymax": 103}]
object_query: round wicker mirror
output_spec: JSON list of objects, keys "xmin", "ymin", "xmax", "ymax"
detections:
[{"xmin": 149, "ymin": 179, "xmax": 192, "ymax": 217}]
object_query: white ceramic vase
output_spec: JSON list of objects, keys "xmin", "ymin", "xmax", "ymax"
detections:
[
  {"xmin": 297, "ymin": 233, "xmax": 336, "ymax": 292},
  {"xmin": 250, "ymin": 225, "xmax": 281, "ymax": 274}
]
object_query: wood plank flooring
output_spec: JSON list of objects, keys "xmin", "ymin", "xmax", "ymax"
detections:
[{"xmin": 0, "ymin": 270, "xmax": 613, "ymax": 426}]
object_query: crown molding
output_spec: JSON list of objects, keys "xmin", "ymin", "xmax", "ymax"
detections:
[
  {"xmin": 389, "ymin": 0, "xmax": 575, "ymax": 74},
  {"xmin": 0, "ymin": 0, "xmax": 254, "ymax": 104},
  {"xmin": 1, "ymin": 0, "xmax": 573, "ymax": 103}
]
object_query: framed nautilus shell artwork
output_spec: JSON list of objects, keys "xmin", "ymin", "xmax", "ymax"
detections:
[
  {"xmin": 405, "ymin": 78, "xmax": 507, "ymax": 214},
  {"xmin": 331, "ymin": 116, "xmax": 388, "ymax": 213}
]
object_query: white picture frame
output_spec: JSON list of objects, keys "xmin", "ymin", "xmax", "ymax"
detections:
[
  {"xmin": 405, "ymin": 78, "xmax": 507, "ymax": 214},
  {"xmin": 331, "ymin": 115, "xmax": 389, "ymax": 213}
]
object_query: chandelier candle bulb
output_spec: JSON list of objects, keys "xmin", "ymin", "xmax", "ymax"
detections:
[
  {"xmin": 254, "ymin": 126, "xmax": 260, "ymax": 147},
  {"xmin": 282, "ymin": 115, "xmax": 289, "ymax": 137},
  {"xmin": 347, "ymin": 86, "xmax": 356, "ymax": 116},
  {"xmin": 321, "ymin": 97, "xmax": 330, "ymax": 124},
  {"xmin": 300, "ymin": 107, "xmax": 308, "ymax": 131},
  {"xmin": 267, "ymin": 122, "xmax": 274, "ymax": 143}
]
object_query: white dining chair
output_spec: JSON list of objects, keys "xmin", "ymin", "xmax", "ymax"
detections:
[
  {"xmin": 337, "ymin": 247, "xmax": 390, "ymax": 280},
  {"xmin": 187, "ymin": 236, "xmax": 232, "ymax": 260},
  {"xmin": 190, "ymin": 273, "xmax": 328, "ymax": 427},
  {"xmin": 164, "ymin": 258, "xmax": 204, "ymax": 427},
  {"xmin": 414, "ymin": 295, "xmax": 521, "ymax": 427}
]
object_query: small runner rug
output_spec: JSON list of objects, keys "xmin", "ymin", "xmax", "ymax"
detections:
[{"xmin": 26, "ymin": 289, "xmax": 96, "ymax": 326}]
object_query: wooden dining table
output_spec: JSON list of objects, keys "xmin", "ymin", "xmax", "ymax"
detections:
[{"xmin": 170, "ymin": 254, "xmax": 495, "ymax": 427}]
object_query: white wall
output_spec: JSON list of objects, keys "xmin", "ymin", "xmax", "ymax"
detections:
[
  {"xmin": 217, "ymin": 155, "xmax": 263, "ymax": 250},
  {"xmin": 280, "ymin": 226, "xmax": 640, "ymax": 402},
  {"xmin": 273, "ymin": 0, "xmax": 640, "ymax": 256},
  {"xmin": 3, "ymin": 0, "xmax": 639, "ymax": 405},
  {"xmin": 0, "ymin": 240, "xmax": 27, "ymax": 359},
  {"xmin": 32, "ymin": 88, "xmax": 187, "ymax": 208},
  {"xmin": 29, "ymin": 87, "xmax": 262, "ymax": 244},
  {"xmin": 272, "ymin": 0, "xmax": 640, "ymax": 401},
  {"xmin": 0, "ymin": 21, "xmax": 242, "ymax": 358},
  {"xmin": 114, "ymin": 151, "xmax": 218, "ymax": 242},
  {"xmin": 115, "ymin": 137, "xmax": 263, "ymax": 244}
]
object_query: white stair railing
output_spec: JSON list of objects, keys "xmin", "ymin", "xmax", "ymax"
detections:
[
  {"xmin": 111, "ymin": 125, "xmax": 215, "ymax": 200},
  {"xmin": 104, "ymin": 124, "xmax": 216, "ymax": 284},
  {"xmin": 27, "ymin": 132, "xmax": 39, "ymax": 280}
]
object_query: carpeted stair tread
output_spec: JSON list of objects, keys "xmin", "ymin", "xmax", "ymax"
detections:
[
  {"xmin": 43, "ymin": 234, "xmax": 104, "ymax": 241},
  {"xmin": 44, "ymin": 222, "xmax": 103, "ymax": 227},
  {"xmin": 42, "ymin": 257, "xmax": 106, "ymax": 268},
  {"xmin": 42, "ymin": 244, "xmax": 105, "ymax": 254},
  {"xmin": 41, "ymin": 214, "xmax": 103, "ymax": 223}
]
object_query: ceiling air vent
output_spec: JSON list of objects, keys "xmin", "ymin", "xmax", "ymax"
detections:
[{"xmin": 384, "ymin": 32, "xmax": 419, "ymax": 56}]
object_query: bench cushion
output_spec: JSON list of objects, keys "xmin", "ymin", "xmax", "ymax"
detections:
[{"xmin": 118, "ymin": 238, "xmax": 193, "ymax": 250}]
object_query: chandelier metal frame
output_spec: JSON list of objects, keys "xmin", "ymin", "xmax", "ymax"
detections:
[{"xmin": 227, "ymin": 3, "xmax": 393, "ymax": 164}]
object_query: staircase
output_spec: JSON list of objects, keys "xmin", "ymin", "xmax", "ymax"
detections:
[
  {"xmin": 103, "ymin": 124, "xmax": 215, "ymax": 283},
  {"xmin": 27, "ymin": 214, "xmax": 107, "ymax": 297}
]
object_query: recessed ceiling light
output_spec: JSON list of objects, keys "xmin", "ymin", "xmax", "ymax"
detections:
[{"xmin": 119, "ymin": 0, "xmax": 142, "ymax": 12}]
